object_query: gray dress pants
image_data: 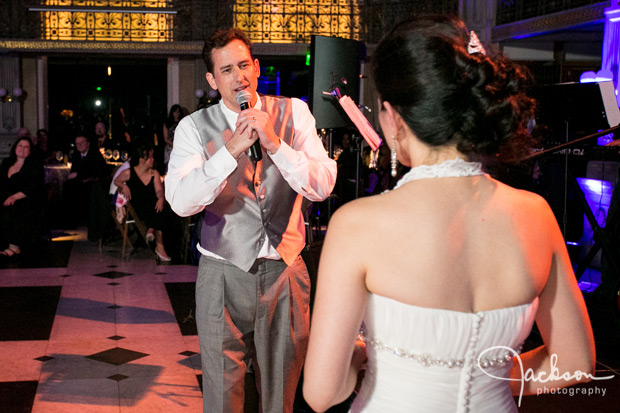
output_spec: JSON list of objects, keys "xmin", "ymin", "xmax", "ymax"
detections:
[{"xmin": 196, "ymin": 255, "xmax": 310, "ymax": 413}]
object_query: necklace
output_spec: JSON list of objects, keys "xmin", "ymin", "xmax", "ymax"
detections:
[{"xmin": 392, "ymin": 158, "xmax": 484, "ymax": 191}]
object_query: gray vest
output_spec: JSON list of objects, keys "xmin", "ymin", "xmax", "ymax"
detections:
[{"xmin": 191, "ymin": 95, "xmax": 305, "ymax": 271}]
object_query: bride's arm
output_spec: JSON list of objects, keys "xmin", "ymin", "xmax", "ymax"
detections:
[
  {"xmin": 510, "ymin": 201, "xmax": 595, "ymax": 395},
  {"xmin": 303, "ymin": 204, "xmax": 369, "ymax": 412}
]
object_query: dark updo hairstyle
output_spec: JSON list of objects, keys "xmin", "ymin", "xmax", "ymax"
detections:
[
  {"xmin": 372, "ymin": 15, "xmax": 536, "ymax": 162},
  {"xmin": 202, "ymin": 28, "xmax": 253, "ymax": 74},
  {"xmin": 130, "ymin": 140, "xmax": 154, "ymax": 167}
]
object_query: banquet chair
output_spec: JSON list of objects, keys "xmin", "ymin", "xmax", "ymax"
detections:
[{"xmin": 114, "ymin": 202, "xmax": 152, "ymax": 260}]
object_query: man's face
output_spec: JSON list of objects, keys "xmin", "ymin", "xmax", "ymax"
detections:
[
  {"xmin": 95, "ymin": 122, "xmax": 106, "ymax": 137},
  {"xmin": 206, "ymin": 39, "xmax": 260, "ymax": 112},
  {"xmin": 75, "ymin": 136, "xmax": 89, "ymax": 154}
]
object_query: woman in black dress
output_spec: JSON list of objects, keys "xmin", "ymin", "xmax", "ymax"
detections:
[
  {"xmin": 0, "ymin": 137, "xmax": 44, "ymax": 256},
  {"xmin": 114, "ymin": 140, "xmax": 171, "ymax": 261}
]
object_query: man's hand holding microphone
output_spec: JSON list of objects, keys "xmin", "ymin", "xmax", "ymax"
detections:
[{"xmin": 225, "ymin": 90, "xmax": 281, "ymax": 160}]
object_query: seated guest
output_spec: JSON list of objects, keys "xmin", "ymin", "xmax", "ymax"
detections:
[
  {"xmin": 114, "ymin": 141, "xmax": 171, "ymax": 262},
  {"xmin": 64, "ymin": 132, "xmax": 109, "ymax": 241},
  {"xmin": 0, "ymin": 137, "xmax": 44, "ymax": 256},
  {"xmin": 33, "ymin": 128, "xmax": 56, "ymax": 164}
]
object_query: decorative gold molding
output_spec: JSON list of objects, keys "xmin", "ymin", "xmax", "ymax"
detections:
[
  {"xmin": 0, "ymin": 39, "xmax": 311, "ymax": 57},
  {"xmin": 493, "ymin": 3, "xmax": 606, "ymax": 42},
  {"xmin": 0, "ymin": 39, "xmax": 203, "ymax": 55},
  {"xmin": 233, "ymin": 0, "xmax": 360, "ymax": 44}
]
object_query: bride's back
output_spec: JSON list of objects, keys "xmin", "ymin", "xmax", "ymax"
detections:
[{"xmin": 357, "ymin": 173, "xmax": 552, "ymax": 313}]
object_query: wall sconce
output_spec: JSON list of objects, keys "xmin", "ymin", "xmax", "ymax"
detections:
[{"xmin": 0, "ymin": 87, "xmax": 26, "ymax": 103}]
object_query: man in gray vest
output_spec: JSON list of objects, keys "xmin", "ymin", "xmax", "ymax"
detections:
[{"xmin": 165, "ymin": 28, "xmax": 337, "ymax": 413}]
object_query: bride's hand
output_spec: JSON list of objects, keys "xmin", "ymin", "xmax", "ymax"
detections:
[
  {"xmin": 353, "ymin": 337, "xmax": 367, "ymax": 369},
  {"xmin": 352, "ymin": 338, "xmax": 368, "ymax": 393}
]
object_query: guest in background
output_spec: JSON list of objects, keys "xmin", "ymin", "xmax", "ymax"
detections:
[
  {"xmin": 335, "ymin": 132, "xmax": 360, "ymax": 207},
  {"xmin": 32, "ymin": 128, "xmax": 56, "ymax": 164},
  {"xmin": 162, "ymin": 104, "xmax": 185, "ymax": 168},
  {"xmin": 364, "ymin": 144, "xmax": 400, "ymax": 195},
  {"xmin": 0, "ymin": 137, "xmax": 44, "ymax": 257},
  {"xmin": 64, "ymin": 132, "xmax": 109, "ymax": 241},
  {"xmin": 17, "ymin": 127, "xmax": 32, "ymax": 140},
  {"xmin": 114, "ymin": 140, "xmax": 171, "ymax": 262},
  {"xmin": 95, "ymin": 121, "xmax": 108, "ymax": 149}
]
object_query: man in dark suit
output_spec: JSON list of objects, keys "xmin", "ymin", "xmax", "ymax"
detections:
[{"xmin": 64, "ymin": 133, "xmax": 109, "ymax": 241}]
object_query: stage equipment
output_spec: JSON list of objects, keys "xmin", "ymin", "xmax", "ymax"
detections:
[
  {"xmin": 527, "ymin": 82, "xmax": 620, "ymax": 315},
  {"xmin": 309, "ymin": 35, "xmax": 363, "ymax": 130},
  {"xmin": 533, "ymin": 81, "xmax": 620, "ymax": 148}
]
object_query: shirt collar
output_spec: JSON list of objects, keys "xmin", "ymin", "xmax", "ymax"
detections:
[{"xmin": 219, "ymin": 95, "xmax": 262, "ymax": 131}]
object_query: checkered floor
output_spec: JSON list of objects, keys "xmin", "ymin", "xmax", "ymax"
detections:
[
  {"xmin": 0, "ymin": 229, "xmax": 618, "ymax": 412},
  {"xmin": 0, "ymin": 229, "xmax": 203, "ymax": 412}
]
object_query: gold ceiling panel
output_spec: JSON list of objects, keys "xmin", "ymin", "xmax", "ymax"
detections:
[
  {"xmin": 37, "ymin": 0, "xmax": 360, "ymax": 44},
  {"xmin": 234, "ymin": 0, "xmax": 360, "ymax": 43},
  {"xmin": 40, "ymin": 0, "xmax": 173, "ymax": 42}
]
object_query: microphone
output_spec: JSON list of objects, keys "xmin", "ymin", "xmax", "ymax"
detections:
[{"xmin": 236, "ymin": 90, "xmax": 262, "ymax": 161}]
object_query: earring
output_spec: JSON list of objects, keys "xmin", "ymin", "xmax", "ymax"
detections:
[{"xmin": 390, "ymin": 136, "xmax": 398, "ymax": 177}]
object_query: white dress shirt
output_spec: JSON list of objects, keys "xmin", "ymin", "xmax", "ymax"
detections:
[{"xmin": 165, "ymin": 97, "xmax": 337, "ymax": 259}]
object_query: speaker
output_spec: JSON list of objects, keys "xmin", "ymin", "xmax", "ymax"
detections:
[{"xmin": 309, "ymin": 35, "xmax": 363, "ymax": 129}]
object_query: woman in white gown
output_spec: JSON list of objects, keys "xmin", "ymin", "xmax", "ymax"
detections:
[{"xmin": 303, "ymin": 15, "xmax": 595, "ymax": 413}]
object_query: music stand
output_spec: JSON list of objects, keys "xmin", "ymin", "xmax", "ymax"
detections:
[{"xmin": 532, "ymin": 81, "xmax": 620, "ymax": 147}]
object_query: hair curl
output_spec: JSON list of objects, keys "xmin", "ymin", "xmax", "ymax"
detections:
[{"xmin": 372, "ymin": 15, "xmax": 536, "ymax": 162}]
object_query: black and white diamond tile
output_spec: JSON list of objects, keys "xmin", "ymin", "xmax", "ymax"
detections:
[{"xmin": 86, "ymin": 347, "xmax": 149, "ymax": 366}]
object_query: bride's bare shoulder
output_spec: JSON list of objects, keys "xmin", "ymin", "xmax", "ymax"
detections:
[{"xmin": 327, "ymin": 194, "xmax": 390, "ymax": 231}]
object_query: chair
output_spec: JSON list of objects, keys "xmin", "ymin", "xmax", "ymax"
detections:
[{"xmin": 114, "ymin": 201, "xmax": 152, "ymax": 260}]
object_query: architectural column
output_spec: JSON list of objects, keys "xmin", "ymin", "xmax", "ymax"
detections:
[
  {"xmin": 37, "ymin": 56, "xmax": 49, "ymax": 131},
  {"xmin": 167, "ymin": 57, "xmax": 180, "ymax": 111},
  {"xmin": 0, "ymin": 55, "xmax": 22, "ymax": 157}
]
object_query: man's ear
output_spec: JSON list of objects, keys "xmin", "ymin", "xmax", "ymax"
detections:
[
  {"xmin": 206, "ymin": 72, "xmax": 218, "ymax": 91},
  {"xmin": 253, "ymin": 58, "xmax": 260, "ymax": 78}
]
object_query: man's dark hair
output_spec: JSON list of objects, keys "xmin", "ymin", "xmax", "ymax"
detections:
[{"xmin": 202, "ymin": 28, "xmax": 253, "ymax": 73}]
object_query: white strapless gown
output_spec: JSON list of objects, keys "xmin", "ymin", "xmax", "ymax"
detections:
[
  {"xmin": 350, "ymin": 159, "xmax": 539, "ymax": 412},
  {"xmin": 350, "ymin": 294, "xmax": 538, "ymax": 412}
]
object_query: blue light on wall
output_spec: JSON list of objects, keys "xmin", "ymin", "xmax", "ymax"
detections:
[
  {"xmin": 580, "ymin": 70, "xmax": 614, "ymax": 83},
  {"xmin": 600, "ymin": 5, "xmax": 620, "ymax": 105},
  {"xmin": 576, "ymin": 177, "xmax": 614, "ymax": 230}
]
